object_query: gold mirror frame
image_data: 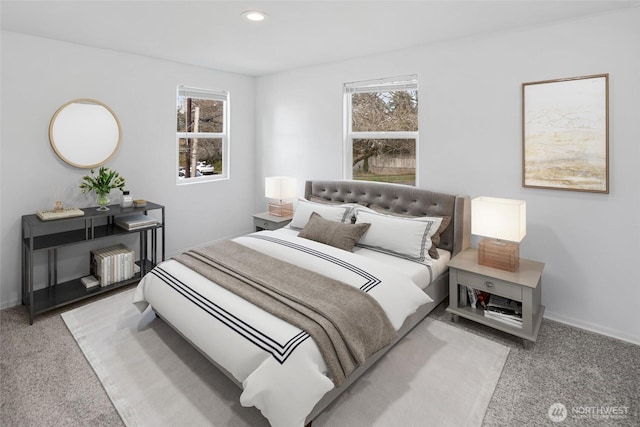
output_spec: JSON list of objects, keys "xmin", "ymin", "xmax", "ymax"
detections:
[{"xmin": 49, "ymin": 98, "xmax": 122, "ymax": 168}]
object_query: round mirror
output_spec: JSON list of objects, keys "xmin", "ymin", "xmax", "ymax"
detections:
[{"xmin": 49, "ymin": 98, "xmax": 122, "ymax": 168}]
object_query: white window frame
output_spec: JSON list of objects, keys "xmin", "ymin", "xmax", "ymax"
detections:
[
  {"xmin": 343, "ymin": 75, "xmax": 419, "ymax": 185},
  {"xmin": 176, "ymin": 85, "xmax": 230, "ymax": 185}
]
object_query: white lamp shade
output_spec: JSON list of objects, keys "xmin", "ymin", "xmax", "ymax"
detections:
[
  {"xmin": 265, "ymin": 176, "xmax": 297, "ymax": 200},
  {"xmin": 472, "ymin": 197, "xmax": 526, "ymax": 242}
]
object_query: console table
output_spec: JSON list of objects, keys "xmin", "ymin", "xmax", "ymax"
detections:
[{"xmin": 21, "ymin": 202, "xmax": 165, "ymax": 324}]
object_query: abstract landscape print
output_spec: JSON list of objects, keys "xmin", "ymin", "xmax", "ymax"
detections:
[{"xmin": 522, "ymin": 74, "xmax": 608, "ymax": 193}]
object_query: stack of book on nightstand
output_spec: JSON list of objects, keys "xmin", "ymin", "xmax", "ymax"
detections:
[
  {"xmin": 90, "ymin": 244, "xmax": 136, "ymax": 287},
  {"xmin": 484, "ymin": 294, "xmax": 523, "ymax": 328},
  {"xmin": 466, "ymin": 287, "xmax": 491, "ymax": 310}
]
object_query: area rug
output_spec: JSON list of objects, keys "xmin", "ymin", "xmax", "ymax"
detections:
[{"xmin": 62, "ymin": 289, "xmax": 509, "ymax": 427}]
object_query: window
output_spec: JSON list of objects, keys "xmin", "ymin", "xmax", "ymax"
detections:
[
  {"xmin": 344, "ymin": 75, "xmax": 418, "ymax": 186},
  {"xmin": 176, "ymin": 85, "xmax": 229, "ymax": 183}
]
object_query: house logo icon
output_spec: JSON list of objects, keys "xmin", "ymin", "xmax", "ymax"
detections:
[{"xmin": 548, "ymin": 403, "xmax": 568, "ymax": 422}]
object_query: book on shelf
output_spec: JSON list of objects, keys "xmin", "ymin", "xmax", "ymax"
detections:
[
  {"xmin": 464, "ymin": 287, "xmax": 492, "ymax": 309},
  {"xmin": 115, "ymin": 213, "xmax": 158, "ymax": 230},
  {"xmin": 486, "ymin": 294, "xmax": 522, "ymax": 317},
  {"xmin": 484, "ymin": 310, "xmax": 523, "ymax": 328},
  {"xmin": 464, "ymin": 288, "xmax": 523, "ymax": 327},
  {"xmin": 90, "ymin": 244, "xmax": 136, "ymax": 287},
  {"xmin": 36, "ymin": 207, "xmax": 84, "ymax": 221},
  {"xmin": 483, "ymin": 294, "xmax": 523, "ymax": 328},
  {"xmin": 80, "ymin": 275, "xmax": 99, "ymax": 289},
  {"xmin": 466, "ymin": 286, "xmax": 478, "ymax": 309}
]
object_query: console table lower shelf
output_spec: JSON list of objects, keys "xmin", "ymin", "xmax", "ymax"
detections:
[{"xmin": 30, "ymin": 260, "xmax": 153, "ymax": 316}]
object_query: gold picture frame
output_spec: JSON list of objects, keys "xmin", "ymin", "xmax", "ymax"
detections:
[{"xmin": 522, "ymin": 74, "xmax": 609, "ymax": 193}]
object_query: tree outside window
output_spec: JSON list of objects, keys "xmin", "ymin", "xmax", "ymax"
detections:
[
  {"xmin": 345, "ymin": 76, "xmax": 418, "ymax": 185},
  {"xmin": 176, "ymin": 86, "xmax": 229, "ymax": 183}
]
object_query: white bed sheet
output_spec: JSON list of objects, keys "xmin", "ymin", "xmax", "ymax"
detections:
[
  {"xmin": 133, "ymin": 230, "xmax": 431, "ymax": 427},
  {"xmin": 353, "ymin": 247, "xmax": 450, "ymax": 289}
]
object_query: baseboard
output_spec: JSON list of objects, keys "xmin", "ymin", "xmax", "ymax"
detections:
[
  {"xmin": 1, "ymin": 298, "xmax": 20, "ymax": 310},
  {"xmin": 544, "ymin": 311, "xmax": 640, "ymax": 346}
]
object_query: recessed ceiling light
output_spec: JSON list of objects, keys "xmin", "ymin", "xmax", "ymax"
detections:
[{"xmin": 242, "ymin": 10, "xmax": 268, "ymax": 22}]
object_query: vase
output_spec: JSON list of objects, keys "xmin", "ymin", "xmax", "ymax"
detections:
[{"xmin": 96, "ymin": 193, "xmax": 111, "ymax": 211}]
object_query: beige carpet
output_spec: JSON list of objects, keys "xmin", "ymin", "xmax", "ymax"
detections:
[{"xmin": 62, "ymin": 289, "xmax": 509, "ymax": 427}]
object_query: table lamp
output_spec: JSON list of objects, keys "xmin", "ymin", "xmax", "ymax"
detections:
[
  {"xmin": 471, "ymin": 196, "xmax": 526, "ymax": 272},
  {"xmin": 265, "ymin": 176, "xmax": 297, "ymax": 217}
]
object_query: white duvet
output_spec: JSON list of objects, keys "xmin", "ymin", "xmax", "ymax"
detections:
[{"xmin": 133, "ymin": 229, "xmax": 432, "ymax": 427}]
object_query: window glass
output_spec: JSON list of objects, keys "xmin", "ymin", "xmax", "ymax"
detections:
[
  {"xmin": 345, "ymin": 76, "xmax": 418, "ymax": 186},
  {"xmin": 351, "ymin": 91, "xmax": 418, "ymax": 132},
  {"xmin": 176, "ymin": 86, "xmax": 228, "ymax": 183},
  {"xmin": 353, "ymin": 138, "xmax": 416, "ymax": 185}
]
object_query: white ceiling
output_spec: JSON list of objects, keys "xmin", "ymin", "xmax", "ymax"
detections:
[{"xmin": 2, "ymin": 1, "xmax": 638, "ymax": 76}]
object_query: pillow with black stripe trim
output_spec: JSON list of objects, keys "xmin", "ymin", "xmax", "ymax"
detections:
[
  {"xmin": 369, "ymin": 205, "xmax": 451, "ymax": 259},
  {"xmin": 289, "ymin": 198, "xmax": 356, "ymax": 230},
  {"xmin": 354, "ymin": 207, "xmax": 443, "ymax": 262}
]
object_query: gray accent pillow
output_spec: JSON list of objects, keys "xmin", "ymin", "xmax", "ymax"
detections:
[{"xmin": 298, "ymin": 212, "xmax": 371, "ymax": 252}]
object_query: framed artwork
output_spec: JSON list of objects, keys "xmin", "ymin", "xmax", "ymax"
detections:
[{"xmin": 522, "ymin": 74, "xmax": 609, "ymax": 193}]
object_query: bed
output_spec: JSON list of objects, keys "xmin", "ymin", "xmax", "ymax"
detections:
[{"xmin": 133, "ymin": 179, "xmax": 470, "ymax": 427}]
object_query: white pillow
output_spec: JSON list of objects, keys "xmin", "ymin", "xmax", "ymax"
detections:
[
  {"xmin": 354, "ymin": 207, "xmax": 443, "ymax": 262},
  {"xmin": 289, "ymin": 198, "xmax": 355, "ymax": 230}
]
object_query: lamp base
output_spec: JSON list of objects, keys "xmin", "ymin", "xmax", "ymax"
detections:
[
  {"xmin": 478, "ymin": 238, "xmax": 519, "ymax": 272},
  {"xmin": 268, "ymin": 202, "xmax": 293, "ymax": 217}
]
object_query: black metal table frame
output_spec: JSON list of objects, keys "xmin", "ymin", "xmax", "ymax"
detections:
[{"xmin": 21, "ymin": 202, "xmax": 165, "ymax": 324}]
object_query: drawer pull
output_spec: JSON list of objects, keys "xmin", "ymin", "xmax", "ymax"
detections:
[{"xmin": 485, "ymin": 281, "xmax": 494, "ymax": 288}]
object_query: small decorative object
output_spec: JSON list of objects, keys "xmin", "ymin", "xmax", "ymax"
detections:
[
  {"xmin": 120, "ymin": 190, "xmax": 133, "ymax": 208},
  {"xmin": 54, "ymin": 200, "xmax": 64, "ymax": 212},
  {"xmin": 522, "ymin": 74, "xmax": 609, "ymax": 193},
  {"xmin": 79, "ymin": 166, "xmax": 126, "ymax": 211},
  {"xmin": 472, "ymin": 197, "xmax": 526, "ymax": 272},
  {"xmin": 133, "ymin": 199, "xmax": 147, "ymax": 208},
  {"xmin": 265, "ymin": 176, "xmax": 297, "ymax": 217},
  {"xmin": 96, "ymin": 193, "xmax": 111, "ymax": 211}
]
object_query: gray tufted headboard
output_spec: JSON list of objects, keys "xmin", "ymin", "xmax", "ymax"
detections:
[{"xmin": 305, "ymin": 180, "xmax": 470, "ymax": 256}]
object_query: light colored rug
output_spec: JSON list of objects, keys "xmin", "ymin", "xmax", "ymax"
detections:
[{"xmin": 62, "ymin": 289, "xmax": 509, "ymax": 427}]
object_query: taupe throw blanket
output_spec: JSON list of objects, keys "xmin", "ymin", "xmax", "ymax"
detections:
[{"xmin": 173, "ymin": 240, "xmax": 397, "ymax": 387}]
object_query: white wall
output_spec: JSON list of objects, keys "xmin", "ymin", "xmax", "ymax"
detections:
[
  {"xmin": 0, "ymin": 32, "xmax": 256, "ymax": 308},
  {"xmin": 256, "ymin": 9, "xmax": 640, "ymax": 344}
]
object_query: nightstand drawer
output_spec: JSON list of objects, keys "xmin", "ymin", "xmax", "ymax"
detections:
[
  {"xmin": 457, "ymin": 271, "xmax": 522, "ymax": 301},
  {"xmin": 252, "ymin": 212, "xmax": 292, "ymax": 231},
  {"xmin": 254, "ymin": 218, "xmax": 273, "ymax": 230}
]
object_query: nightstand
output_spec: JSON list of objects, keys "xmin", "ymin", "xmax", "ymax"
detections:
[
  {"xmin": 446, "ymin": 248, "xmax": 545, "ymax": 347},
  {"xmin": 253, "ymin": 211, "xmax": 292, "ymax": 231}
]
